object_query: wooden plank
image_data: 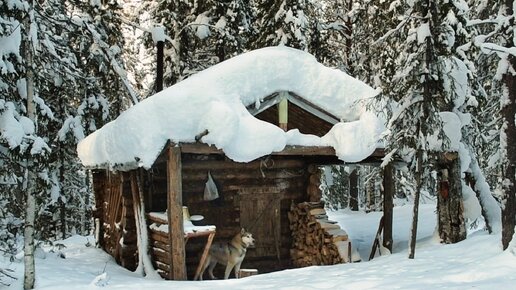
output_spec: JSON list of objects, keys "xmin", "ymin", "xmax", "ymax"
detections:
[
  {"xmin": 182, "ymin": 157, "xmax": 305, "ymax": 170},
  {"xmin": 182, "ymin": 169, "xmax": 306, "ymax": 181},
  {"xmin": 150, "ymin": 231, "xmax": 170, "ymax": 244},
  {"xmin": 167, "ymin": 146, "xmax": 187, "ymax": 280},
  {"xmin": 240, "ymin": 192, "xmax": 281, "ymax": 259},
  {"xmin": 286, "ymin": 92, "xmax": 340, "ymax": 125},
  {"xmin": 369, "ymin": 216, "xmax": 384, "ymax": 261},
  {"xmin": 193, "ymin": 232, "xmax": 215, "ymax": 280},
  {"xmin": 272, "ymin": 146, "xmax": 336, "ymax": 156},
  {"xmin": 147, "ymin": 213, "xmax": 168, "ymax": 225},
  {"xmin": 180, "ymin": 142, "xmax": 385, "ymax": 159}
]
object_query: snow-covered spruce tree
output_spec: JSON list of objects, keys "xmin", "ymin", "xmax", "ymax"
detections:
[
  {"xmin": 480, "ymin": 0, "xmax": 516, "ymax": 250},
  {"xmin": 351, "ymin": 0, "xmax": 404, "ymax": 90},
  {"xmin": 307, "ymin": 0, "xmax": 349, "ymax": 69},
  {"xmin": 382, "ymin": 0, "xmax": 485, "ymax": 256},
  {"xmin": 322, "ymin": 166, "xmax": 351, "ymax": 210},
  {"xmin": 252, "ymin": 0, "xmax": 315, "ymax": 50},
  {"xmin": 68, "ymin": 0, "xmax": 138, "ymax": 111},
  {"xmin": 439, "ymin": 0, "xmax": 503, "ymax": 234},
  {"xmin": 142, "ymin": 0, "xmax": 254, "ymax": 88},
  {"xmin": 466, "ymin": 1, "xmax": 501, "ymax": 178},
  {"xmin": 467, "ymin": 0, "xmax": 515, "ymax": 246},
  {"xmin": 0, "ymin": 0, "xmax": 28, "ymax": 259},
  {"xmin": 1, "ymin": 0, "xmax": 131, "ymax": 270}
]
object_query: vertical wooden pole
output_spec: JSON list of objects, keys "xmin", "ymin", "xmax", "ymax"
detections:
[
  {"xmin": 382, "ymin": 163, "xmax": 394, "ymax": 252},
  {"xmin": 278, "ymin": 95, "xmax": 288, "ymax": 131},
  {"xmin": 156, "ymin": 40, "xmax": 164, "ymax": 92},
  {"xmin": 349, "ymin": 168, "xmax": 359, "ymax": 211},
  {"xmin": 167, "ymin": 146, "xmax": 186, "ymax": 280}
]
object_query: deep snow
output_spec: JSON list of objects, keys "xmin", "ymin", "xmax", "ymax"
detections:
[
  {"xmin": 3, "ymin": 204, "xmax": 515, "ymax": 290},
  {"xmin": 77, "ymin": 47, "xmax": 382, "ymax": 170}
]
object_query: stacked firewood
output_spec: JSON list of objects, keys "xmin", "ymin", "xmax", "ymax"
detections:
[{"xmin": 288, "ymin": 201, "xmax": 350, "ymax": 267}]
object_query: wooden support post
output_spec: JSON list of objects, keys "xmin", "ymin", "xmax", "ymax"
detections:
[
  {"xmin": 349, "ymin": 168, "xmax": 359, "ymax": 211},
  {"xmin": 167, "ymin": 146, "xmax": 187, "ymax": 280},
  {"xmin": 382, "ymin": 163, "xmax": 394, "ymax": 252},
  {"xmin": 193, "ymin": 231, "xmax": 215, "ymax": 280},
  {"xmin": 156, "ymin": 40, "xmax": 164, "ymax": 92},
  {"xmin": 278, "ymin": 92, "xmax": 288, "ymax": 131}
]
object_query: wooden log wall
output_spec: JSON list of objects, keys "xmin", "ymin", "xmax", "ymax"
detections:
[
  {"xmin": 93, "ymin": 171, "xmax": 139, "ymax": 271},
  {"xmin": 288, "ymin": 201, "xmax": 349, "ymax": 267},
  {"xmin": 146, "ymin": 214, "xmax": 172, "ymax": 278},
  {"xmin": 146, "ymin": 153, "xmax": 311, "ymax": 279}
]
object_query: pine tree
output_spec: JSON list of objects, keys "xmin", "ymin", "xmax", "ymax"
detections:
[
  {"xmin": 495, "ymin": 0, "xmax": 516, "ymax": 250},
  {"xmin": 142, "ymin": 0, "xmax": 254, "ymax": 89},
  {"xmin": 1, "ymin": 1, "xmax": 130, "ymax": 282},
  {"xmin": 468, "ymin": 0, "xmax": 515, "ymax": 247},
  {"xmin": 252, "ymin": 0, "xmax": 314, "ymax": 50},
  {"xmin": 379, "ymin": 0, "xmax": 481, "ymax": 256}
]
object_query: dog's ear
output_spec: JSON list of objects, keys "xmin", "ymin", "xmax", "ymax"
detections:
[{"xmin": 241, "ymin": 228, "xmax": 246, "ymax": 234}]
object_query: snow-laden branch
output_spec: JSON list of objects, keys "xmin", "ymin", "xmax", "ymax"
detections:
[
  {"xmin": 480, "ymin": 43, "xmax": 516, "ymax": 57},
  {"xmin": 374, "ymin": 8, "xmax": 417, "ymax": 45},
  {"xmin": 33, "ymin": 7, "xmax": 139, "ymax": 105},
  {"xmin": 387, "ymin": 95, "xmax": 424, "ymax": 130},
  {"xmin": 83, "ymin": 22, "xmax": 139, "ymax": 105}
]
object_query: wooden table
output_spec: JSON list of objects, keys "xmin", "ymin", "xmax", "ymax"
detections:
[
  {"xmin": 185, "ymin": 229, "xmax": 216, "ymax": 281},
  {"xmin": 147, "ymin": 212, "xmax": 216, "ymax": 280}
]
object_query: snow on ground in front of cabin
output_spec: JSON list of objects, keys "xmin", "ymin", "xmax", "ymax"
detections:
[{"xmin": 4, "ymin": 204, "xmax": 516, "ymax": 290}]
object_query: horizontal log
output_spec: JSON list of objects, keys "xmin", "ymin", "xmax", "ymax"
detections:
[
  {"xmin": 155, "ymin": 261, "xmax": 171, "ymax": 273},
  {"xmin": 309, "ymin": 208, "xmax": 326, "ymax": 216},
  {"xmin": 152, "ymin": 247, "xmax": 170, "ymax": 261},
  {"xmin": 150, "ymin": 231, "xmax": 169, "ymax": 244},
  {"xmin": 182, "ymin": 169, "xmax": 306, "ymax": 181},
  {"xmin": 182, "ymin": 159, "xmax": 306, "ymax": 171},
  {"xmin": 147, "ymin": 213, "xmax": 167, "ymax": 225}
]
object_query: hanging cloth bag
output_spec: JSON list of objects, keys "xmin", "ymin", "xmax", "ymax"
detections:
[{"xmin": 203, "ymin": 171, "xmax": 219, "ymax": 201}]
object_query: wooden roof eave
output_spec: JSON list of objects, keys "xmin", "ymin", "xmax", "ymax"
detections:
[
  {"xmin": 246, "ymin": 92, "xmax": 341, "ymax": 125},
  {"xmin": 178, "ymin": 142, "xmax": 386, "ymax": 164}
]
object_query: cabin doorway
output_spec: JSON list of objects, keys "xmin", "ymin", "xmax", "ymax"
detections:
[{"xmin": 239, "ymin": 188, "xmax": 282, "ymax": 269}]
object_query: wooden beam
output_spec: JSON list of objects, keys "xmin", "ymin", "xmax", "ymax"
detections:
[
  {"xmin": 166, "ymin": 146, "xmax": 187, "ymax": 280},
  {"xmin": 382, "ymin": 163, "xmax": 394, "ymax": 252},
  {"xmin": 286, "ymin": 93, "xmax": 340, "ymax": 125},
  {"xmin": 349, "ymin": 168, "xmax": 359, "ymax": 211}
]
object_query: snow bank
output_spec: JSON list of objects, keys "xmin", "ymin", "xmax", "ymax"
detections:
[{"xmin": 77, "ymin": 46, "xmax": 380, "ymax": 170}]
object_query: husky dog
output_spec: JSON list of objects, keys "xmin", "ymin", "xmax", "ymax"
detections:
[{"xmin": 199, "ymin": 228, "xmax": 255, "ymax": 280}]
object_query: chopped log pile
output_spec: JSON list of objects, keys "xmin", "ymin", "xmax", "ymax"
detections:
[{"xmin": 288, "ymin": 201, "xmax": 350, "ymax": 267}]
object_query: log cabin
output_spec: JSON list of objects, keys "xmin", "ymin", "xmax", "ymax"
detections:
[{"xmin": 78, "ymin": 47, "xmax": 397, "ymax": 280}]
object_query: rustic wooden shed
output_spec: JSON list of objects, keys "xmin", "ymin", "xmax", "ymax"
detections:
[{"xmin": 79, "ymin": 47, "xmax": 395, "ymax": 280}]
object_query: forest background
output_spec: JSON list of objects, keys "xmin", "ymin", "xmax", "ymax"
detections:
[{"xmin": 0, "ymin": 0, "xmax": 514, "ymax": 288}]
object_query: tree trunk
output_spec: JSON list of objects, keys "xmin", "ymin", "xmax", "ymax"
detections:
[
  {"xmin": 437, "ymin": 156, "xmax": 466, "ymax": 244},
  {"xmin": 23, "ymin": 173, "xmax": 36, "ymax": 290},
  {"xmin": 409, "ymin": 150, "xmax": 423, "ymax": 259},
  {"xmin": 349, "ymin": 168, "xmax": 359, "ymax": 211},
  {"xmin": 23, "ymin": 11, "xmax": 36, "ymax": 288},
  {"xmin": 500, "ymin": 0, "xmax": 516, "ymax": 250}
]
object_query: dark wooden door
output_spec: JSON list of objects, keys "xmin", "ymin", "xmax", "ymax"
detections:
[{"xmin": 239, "ymin": 188, "xmax": 281, "ymax": 259}]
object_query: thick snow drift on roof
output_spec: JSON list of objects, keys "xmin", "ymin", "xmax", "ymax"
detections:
[{"xmin": 77, "ymin": 46, "xmax": 381, "ymax": 170}]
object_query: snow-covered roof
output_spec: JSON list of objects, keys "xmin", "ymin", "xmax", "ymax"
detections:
[{"xmin": 77, "ymin": 46, "xmax": 383, "ymax": 170}]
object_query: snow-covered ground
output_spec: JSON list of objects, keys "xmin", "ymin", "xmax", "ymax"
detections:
[{"xmin": 3, "ymin": 204, "xmax": 515, "ymax": 289}]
